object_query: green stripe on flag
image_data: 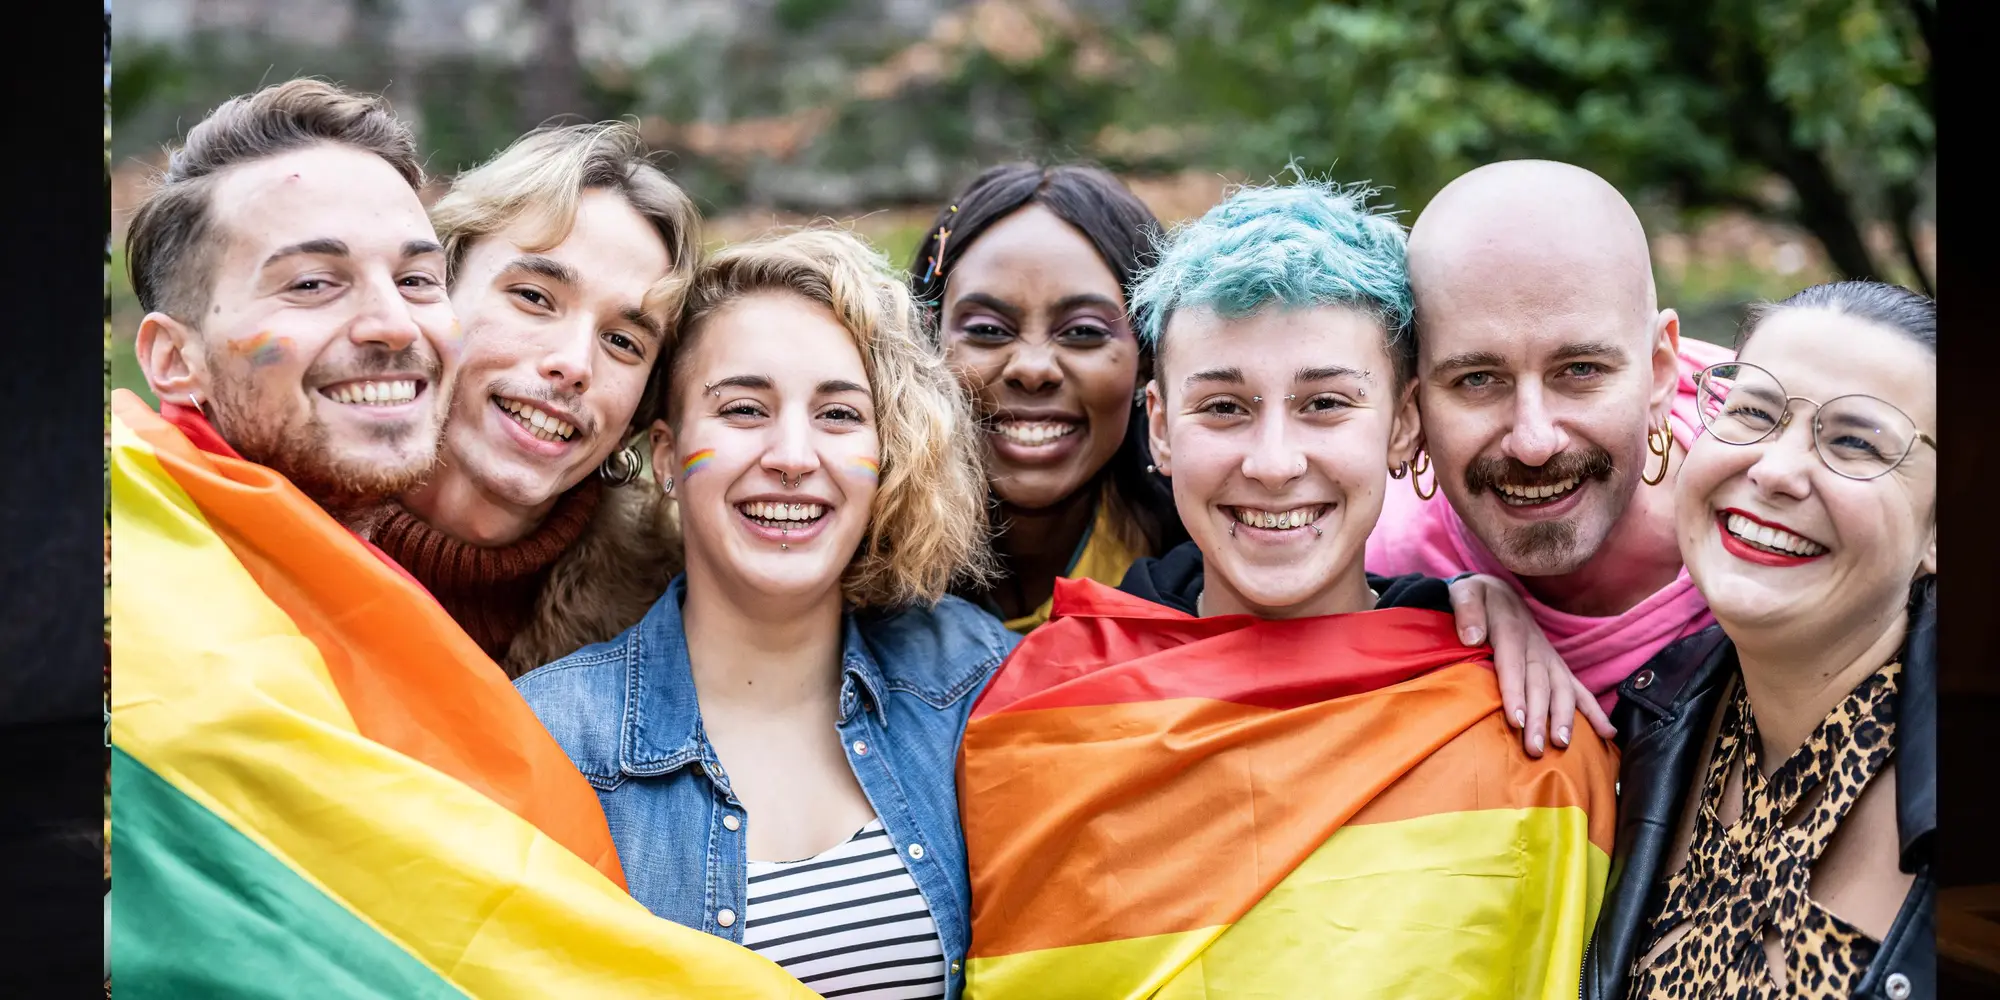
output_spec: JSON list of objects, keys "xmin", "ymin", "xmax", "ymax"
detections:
[{"xmin": 110, "ymin": 748, "xmax": 463, "ymax": 999}]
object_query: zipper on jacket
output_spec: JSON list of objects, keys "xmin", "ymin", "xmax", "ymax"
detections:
[{"xmin": 1579, "ymin": 937, "xmax": 1592, "ymax": 1000}]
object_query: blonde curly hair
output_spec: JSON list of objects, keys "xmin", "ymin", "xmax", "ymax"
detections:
[{"xmin": 663, "ymin": 228, "xmax": 995, "ymax": 610}]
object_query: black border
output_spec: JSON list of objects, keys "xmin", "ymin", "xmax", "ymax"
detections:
[
  {"xmin": 0, "ymin": 0, "xmax": 114, "ymax": 993},
  {"xmin": 1933, "ymin": 3, "xmax": 1999, "ymax": 997}
]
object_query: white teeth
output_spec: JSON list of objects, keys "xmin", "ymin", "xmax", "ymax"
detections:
[
  {"xmin": 1231, "ymin": 506, "xmax": 1323, "ymax": 530},
  {"xmin": 1496, "ymin": 476, "xmax": 1581, "ymax": 505},
  {"xmin": 740, "ymin": 502, "xmax": 826, "ymax": 522},
  {"xmin": 994, "ymin": 420, "xmax": 1080, "ymax": 446},
  {"xmin": 1725, "ymin": 514, "xmax": 1827, "ymax": 557},
  {"xmin": 496, "ymin": 398, "xmax": 578, "ymax": 441},
  {"xmin": 326, "ymin": 380, "xmax": 418, "ymax": 406}
]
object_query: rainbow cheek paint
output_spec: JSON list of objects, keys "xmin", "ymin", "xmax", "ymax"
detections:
[
  {"xmin": 850, "ymin": 457, "xmax": 880, "ymax": 482},
  {"xmin": 680, "ymin": 449, "xmax": 716, "ymax": 479}
]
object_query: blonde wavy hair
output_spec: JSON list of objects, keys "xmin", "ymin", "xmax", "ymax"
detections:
[
  {"xmin": 429, "ymin": 120, "xmax": 702, "ymax": 439},
  {"xmin": 663, "ymin": 228, "xmax": 996, "ymax": 610}
]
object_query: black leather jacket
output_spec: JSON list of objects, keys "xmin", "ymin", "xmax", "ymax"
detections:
[{"xmin": 1583, "ymin": 576, "xmax": 1936, "ymax": 1000}]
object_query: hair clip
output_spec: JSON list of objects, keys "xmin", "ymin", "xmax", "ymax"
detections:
[{"xmin": 924, "ymin": 205, "xmax": 959, "ymax": 281}]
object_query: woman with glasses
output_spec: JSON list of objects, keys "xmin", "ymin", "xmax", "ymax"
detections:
[{"xmin": 1583, "ymin": 280, "xmax": 1937, "ymax": 1000}]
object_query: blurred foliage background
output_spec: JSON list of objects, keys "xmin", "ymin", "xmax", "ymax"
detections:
[{"xmin": 109, "ymin": 0, "xmax": 1934, "ymax": 408}]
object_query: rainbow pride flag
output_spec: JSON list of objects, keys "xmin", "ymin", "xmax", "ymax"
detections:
[
  {"xmin": 958, "ymin": 578, "xmax": 1617, "ymax": 998},
  {"xmin": 108, "ymin": 390, "xmax": 815, "ymax": 998}
]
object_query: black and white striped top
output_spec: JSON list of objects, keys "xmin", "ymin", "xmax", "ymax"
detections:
[{"xmin": 744, "ymin": 818, "xmax": 946, "ymax": 999}]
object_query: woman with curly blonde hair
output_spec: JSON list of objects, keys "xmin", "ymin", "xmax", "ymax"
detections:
[{"xmin": 517, "ymin": 228, "xmax": 1012, "ymax": 1000}]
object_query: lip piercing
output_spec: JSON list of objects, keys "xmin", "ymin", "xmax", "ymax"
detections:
[
  {"xmin": 1228, "ymin": 522, "xmax": 1237, "ymax": 537},
  {"xmin": 1310, "ymin": 525, "xmax": 1322, "ymax": 536}
]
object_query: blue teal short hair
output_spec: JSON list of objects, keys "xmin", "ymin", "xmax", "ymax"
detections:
[{"xmin": 1131, "ymin": 177, "xmax": 1415, "ymax": 384}]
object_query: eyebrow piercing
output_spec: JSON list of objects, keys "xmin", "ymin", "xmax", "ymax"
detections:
[{"xmin": 704, "ymin": 381, "xmax": 720, "ymax": 396}]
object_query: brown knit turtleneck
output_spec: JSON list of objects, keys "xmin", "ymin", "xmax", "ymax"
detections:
[{"xmin": 373, "ymin": 479, "xmax": 605, "ymax": 662}]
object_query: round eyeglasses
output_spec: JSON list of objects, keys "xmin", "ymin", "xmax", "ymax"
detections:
[{"xmin": 1692, "ymin": 361, "xmax": 1937, "ymax": 481}]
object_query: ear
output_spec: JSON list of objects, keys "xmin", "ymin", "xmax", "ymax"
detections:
[
  {"xmin": 648, "ymin": 418, "xmax": 677, "ymax": 492},
  {"xmin": 136, "ymin": 312, "xmax": 206, "ymax": 404},
  {"xmin": 1144, "ymin": 379, "xmax": 1171, "ymax": 476},
  {"xmin": 1388, "ymin": 379, "xmax": 1423, "ymax": 470},
  {"xmin": 1648, "ymin": 308, "xmax": 1682, "ymax": 424},
  {"xmin": 1919, "ymin": 521, "xmax": 1936, "ymax": 577}
]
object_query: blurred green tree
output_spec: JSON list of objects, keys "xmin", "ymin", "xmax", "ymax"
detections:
[{"xmin": 1132, "ymin": 0, "xmax": 1933, "ymax": 292}]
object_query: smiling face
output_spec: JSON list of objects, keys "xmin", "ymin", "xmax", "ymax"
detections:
[
  {"xmin": 654, "ymin": 291, "xmax": 881, "ymax": 604},
  {"xmin": 940, "ymin": 204, "xmax": 1141, "ymax": 510},
  {"xmin": 173, "ymin": 143, "xmax": 456, "ymax": 509},
  {"xmin": 1413, "ymin": 269, "xmax": 1676, "ymax": 576},
  {"xmin": 440, "ymin": 188, "xmax": 672, "ymax": 515},
  {"xmin": 1148, "ymin": 304, "xmax": 1418, "ymax": 618},
  {"xmin": 1675, "ymin": 308, "xmax": 1936, "ymax": 637}
]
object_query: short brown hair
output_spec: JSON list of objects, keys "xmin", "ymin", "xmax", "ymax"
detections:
[
  {"xmin": 124, "ymin": 78, "xmax": 423, "ymax": 323},
  {"xmin": 428, "ymin": 121, "xmax": 702, "ymax": 441}
]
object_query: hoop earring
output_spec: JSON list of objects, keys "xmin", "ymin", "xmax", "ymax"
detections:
[
  {"xmin": 1411, "ymin": 451, "xmax": 1437, "ymax": 500},
  {"xmin": 1411, "ymin": 449, "xmax": 1430, "ymax": 477},
  {"xmin": 597, "ymin": 443, "xmax": 644, "ymax": 487},
  {"xmin": 1389, "ymin": 461, "xmax": 1409, "ymax": 480},
  {"xmin": 1642, "ymin": 419, "xmax": 1672, "ymax": 486}
]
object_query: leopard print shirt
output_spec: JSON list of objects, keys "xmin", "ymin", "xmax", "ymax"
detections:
[{"xmin": 1628, "ymin": 660, "xmax": 1900, "ymax": 1000}]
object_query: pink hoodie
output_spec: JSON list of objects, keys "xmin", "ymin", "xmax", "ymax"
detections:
[{"xmin": 1366, "ymin": 338, "xmax": 1735, "ymax": 712}]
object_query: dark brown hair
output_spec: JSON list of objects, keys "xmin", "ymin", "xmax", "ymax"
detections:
[{"xmin": 124, "ymin": 78, "xmax": 424, "ymax": 323}]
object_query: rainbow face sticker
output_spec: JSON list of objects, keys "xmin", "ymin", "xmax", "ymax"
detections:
[
  {"xmin": 850, "ymin": 457, "xmax": 880, "ymax": 482},
  {"xmin": 679, "ymin": 449, "xmax": 716, "ymax": 479},
  {"xmin": 226, "ymin": 331, "xmax": 293, "ymax": 368}
]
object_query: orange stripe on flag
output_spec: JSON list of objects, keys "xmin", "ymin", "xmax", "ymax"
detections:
[{"xmin": 113, "ymin": 392, "xmax": 629, "ymax": 888}]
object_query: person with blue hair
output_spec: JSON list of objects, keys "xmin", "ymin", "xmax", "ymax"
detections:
[{"xmin": 953, "ymin": 177, "xmax": 1618, "ymax": 998}]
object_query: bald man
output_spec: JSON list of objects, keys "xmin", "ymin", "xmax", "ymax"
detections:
[{"xmin": 1365, "ymin": 160, "xmax": 1734, "ymax": 715}]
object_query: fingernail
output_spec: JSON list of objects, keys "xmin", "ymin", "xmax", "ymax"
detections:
[
  {"xmin": 1556, "ymin": 726, "xmax": 1571, "ymax": 746},
  {"xmin": 1461, "ymin": 626, "xmax": 1485, "ymax": 646},
  {"xmin": 1513, "ymin": 709, "xmax": 1525, "ymax": 728},
  {"xmin": 1531, "ymin": 733, "xmax": 1544, "ymax": 754}
]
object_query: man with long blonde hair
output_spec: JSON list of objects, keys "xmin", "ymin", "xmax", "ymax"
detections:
[{"xmin": 378, "ymin": 121, "xmax": 704, "ymax": 675}]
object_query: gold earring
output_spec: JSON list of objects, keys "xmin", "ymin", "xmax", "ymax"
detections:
[
  {"xmin": 1411, "ymin": 451, "xmax": 1437, "ymax": 500},
  {"xmin": 1642, "ymin": 419, "xmax": 1671, "ymax": 486}
]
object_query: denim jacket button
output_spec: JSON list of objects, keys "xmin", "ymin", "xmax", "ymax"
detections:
[
  {"xmin": 950, "ymin": 959, "xmax": 962, "ymax": 975},
  {"xmin": 716, "ymin": 908, "xmax": 736, "ymax": 928},
  {"xmin": 852, "ymin": 739, "xmax": 869, "ymax": 756},
  {"xmin": 722, "ymin": 813, "xmax": 741, "ymax": 832},
  {"xmin": 907, "ymin": 842, "xmax": 925, "ymax": 860}
]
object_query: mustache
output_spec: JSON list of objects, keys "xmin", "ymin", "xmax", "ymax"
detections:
[
  {"xmin": 306, "ymin": 344, "xmax": 443, "ymax": 383},
  {"xmin": 1462, "ymin": 448, "xmax": 1615, "ymax": 496},
  {"xmin": 478, "ymin": 377, "xmax": 597, "ymax": 438}
]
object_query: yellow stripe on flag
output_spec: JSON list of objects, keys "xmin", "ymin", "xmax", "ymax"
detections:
[
  {"xmin": 112, "ymin": 414, "xmax": 816, "ymax": 998},
  {"xmin": 967, "ymin": 807, "xmax": 1608, "ymax": 1000}
]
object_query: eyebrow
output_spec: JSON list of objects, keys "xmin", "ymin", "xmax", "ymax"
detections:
[
  {"xmin": 1548, "ymin": 341, "xmax": 1627, "ymax": 363},
  {"xmin": 708, "ymin": 374, "xmax": 772, "ymax": 392},
  {"xmin": 502, "ymin": 253, "xmax": 580, "ymax": 287},
  {"xmin": 1295, "ymin": 365, "xmax": 1373, "ymax": 385},
  {"xmin": 1182, "ymin": 366, "xmax": 1244, "ymax": 389},
  {"xmin": 1430, "ymin": 350, "xmax": 1508, "ymax": 376},
  {"xmin": 952, "ymin": 292, "xmax": 1022, "ymax": 323},
  {"xmin": 1052, "ymin": 293, "xmax": 1124, "ymax": 316},
  {"xmin": 262, "ymin": 238, "xmax": 443, "ymax": 267},
  {"xmin": 621, "ymin": 306, "xmax": 664, "ymax": 341},
  {"xmin": 818, "ymin": 379, "xmax": 869, "ymax": 395}
]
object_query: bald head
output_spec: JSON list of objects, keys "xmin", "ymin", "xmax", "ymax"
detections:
[
  {"xmin": 1401, "ymin": 160, "xmax": 1686, "ymax": 586},
  {"xmin": 1409, "ymin": 160, "xmax": 1657, "ymax": 330}
]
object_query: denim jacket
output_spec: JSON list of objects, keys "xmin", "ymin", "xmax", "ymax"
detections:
[{"xmin": 515, "ymin": 575, "xmax": 1019, "ymax": 999}]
